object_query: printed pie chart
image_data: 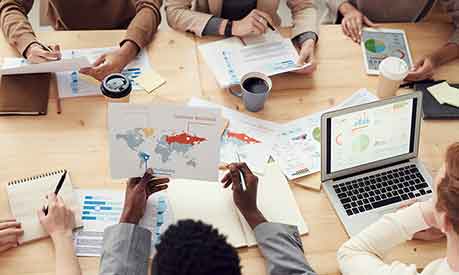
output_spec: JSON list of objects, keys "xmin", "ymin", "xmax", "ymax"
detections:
[{"xmin": 365, "ymin": 39, "xmax": 386, "ymax": 53}]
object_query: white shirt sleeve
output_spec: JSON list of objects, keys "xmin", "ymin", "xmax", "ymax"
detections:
[{"xmin": 337, "ymin": 203, "xmax": 430, "ymax": 275}]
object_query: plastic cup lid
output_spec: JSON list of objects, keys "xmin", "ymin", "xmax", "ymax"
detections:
[
  {"xmin": 101, "ymin": 73, "xmax": 132, "ymax": 99},
  {"xmin": 379, "ymin": 57, "xmax": 409, "ymax": 81}
]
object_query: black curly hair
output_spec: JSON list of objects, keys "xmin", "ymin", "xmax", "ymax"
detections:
[{"xmin": 152, "ymin": 219, "xmax": 242, "ymax": 275}]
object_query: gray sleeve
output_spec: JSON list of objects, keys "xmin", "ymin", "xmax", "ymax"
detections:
[
  {"xmin": 254, "ymin": 222, "xmax": 317, "ymax": 275},
  {"xmin": 440, "ymin": 0, "xmax": 459, "ymax": 44},
  {"xmin": 292, "ymin": 31, "xmax": 319, "ymax": 47},
  {"xmin": 99, "ymin": 223, "xmax": 152, "ymax": 275},
  {"xmin": 202, "ymin": 16, "xmax": 224, "ymax": 36}
]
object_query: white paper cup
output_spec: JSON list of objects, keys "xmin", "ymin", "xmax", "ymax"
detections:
[{"xmin": 377, "ymin": 57, "xmax": 409, "ymax": 99}]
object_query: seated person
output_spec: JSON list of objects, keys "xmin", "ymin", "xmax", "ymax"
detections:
[
  {"xmin": 165, "ymin": 0, "xmax": 319, "ymax": 74},
  {"xmin": 323, "ymin": 0, "xmax": 459, "ymax": 81},
  {"xmin": 0, "ymin": 193, "xmax": 81, "ymax": 275},
  {"xmin": 99, "ymin": 165, "xmax": 317, "ymax": 275},
  {"xmin": 337, "ymin": 142, "xmax": 459, "ymax": 275},
  {"xmin": 0, "ymin": 0, "xmax": 162, "ymax": 80}
]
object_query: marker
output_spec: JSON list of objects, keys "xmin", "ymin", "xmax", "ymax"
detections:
[
  {"xmin": 235, "ymin": 152, "xmax": 247, "ymax": 192},
  {"xmin": 43, "ymin": 170, "xmax": 67, "ymax": 215}
]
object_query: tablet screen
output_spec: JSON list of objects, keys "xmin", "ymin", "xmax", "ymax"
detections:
[{"xmin": 362, "ymin": 30, "xmax": 412, "ymax": 72}]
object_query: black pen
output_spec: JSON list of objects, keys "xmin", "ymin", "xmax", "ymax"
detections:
[
  {"xmin": 258, "ymin": 15, "xmax": 276, "ymax": 31},
  {"xmin": 43, "ymin": 170, "xmax": 67, "ymax": 215}
]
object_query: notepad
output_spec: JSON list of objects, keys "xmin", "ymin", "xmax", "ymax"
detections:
[
  {"xmin": 167, "ymin": 163, "xmax": 308, "ymax": 248},
  {"xmin": 427, "ymin": 81, "xmax": 459, "ymax": 108},
  {"xmin": 135, "ymin": 69, "xmax": 166, "ymax": 94},
  {"xmin": 6, "ymin": 170, "xmax": 82, "ymax": 244}
]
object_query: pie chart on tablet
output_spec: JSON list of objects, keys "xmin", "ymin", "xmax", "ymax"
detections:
[{"xmin": 365, "ymin": 39, "xmax": 386, "ymax": 53}]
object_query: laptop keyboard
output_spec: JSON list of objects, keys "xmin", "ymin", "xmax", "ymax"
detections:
[{"xmin": 333, "ymin": 164, "xmax": 432, "ymax": 216}]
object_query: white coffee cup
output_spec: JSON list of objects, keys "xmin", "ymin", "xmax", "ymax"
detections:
[{"xmin": 377, "ymin": 57, "xmax": 409, "ymax": 99}]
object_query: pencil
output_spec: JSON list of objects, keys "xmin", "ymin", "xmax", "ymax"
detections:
[{"xmin": 56, "ymin": 97, "xmax": 62, "ymax": 114}]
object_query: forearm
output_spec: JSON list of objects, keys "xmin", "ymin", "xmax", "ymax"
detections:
[
  {"xmin": 0, "ymin": 0, "xmax": 37, "ymax": 56},
  {"xmin": 430, "ymin": 43, "xmax": 459, "ymax": 67},
  {"xmin": 124, "ymin": 0, "xmax": 161, "ymax": 49},
  {"xmin": 202, "ymin": 17, "xmax": 229, "ymax": 36},
  {"xmin": 289, "ymin": 0, "xmax": 319, "ymax": 39},
  {"xmin": 52, "ymin": 234, "xmax": 82, "ymax": 275},
  {"xmin": 255, "ymin": 222, "xmax": 316, "ymax": 275},
  {"xmin": 165, "ymin": 0, "xmax": 213, "ymax": 36},
  {"xmin": 337, "ymin": 204, "xmax": 429, "ymax": 274}
]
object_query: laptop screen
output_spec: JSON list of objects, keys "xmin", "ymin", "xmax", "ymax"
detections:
[{"xmin": 326, "ymin": 98, "xmax": 417, "ymax": 174}]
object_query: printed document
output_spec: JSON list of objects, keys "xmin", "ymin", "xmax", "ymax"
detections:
[
  {"xmin": 199, "ymin": 31, "xmax": 308, "ymax": 88},
  {"xmin": 108, "ymin": 104, "xmax": 221, "ymax": 181},
  {"xmin": 188, "ymin": 98, "xmax": 281, "ymax": 175},
  {"xmin": 0, "ymin": 56, "xmax": 90, "ymax": 75},
  {"xmin": 74, "ymin": 189, "xmax": 173, "ymax": 257},
  {"xmin": 56, "ymin": 47, "xmax": 152, "ymax": 98}
]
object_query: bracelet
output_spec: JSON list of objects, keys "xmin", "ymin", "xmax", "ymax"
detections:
[{"xmin": 224, "ymin": 21, "xmax": 233, "ymax": 38}]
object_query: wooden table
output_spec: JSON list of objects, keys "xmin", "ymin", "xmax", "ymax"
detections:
[{"xmin": 0, "ymin": 23, "xmax": 457, "ymax": 275}]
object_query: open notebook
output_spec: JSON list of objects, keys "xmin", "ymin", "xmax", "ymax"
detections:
[
  {"xmin": 6, "ymin": 170, "xmax": 82, "ymax": 244},
  {"xmin": 167, "ymin": 163, "xmax": 308, "ymax": 247}
]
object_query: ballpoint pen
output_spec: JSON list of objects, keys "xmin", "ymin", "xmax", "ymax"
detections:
[
  {"xmin": 43, "ymin": 170, "xmax": 67, "ymax": 215},
  {"xmin": 235, "ymin": 152, "xmax": 247, "ymax": 192}
]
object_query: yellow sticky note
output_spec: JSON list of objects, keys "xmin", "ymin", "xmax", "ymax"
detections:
[
  {"xmin": 135, "ymin": 69, "xmax": 166, "ymax": 94},
  {"xmin": 427, "ymin": 82, "xmax": 450, "ymax": 104},
  {"xmin": 442, "ymin": 86, "xmax": 459, "ymax": 108}
]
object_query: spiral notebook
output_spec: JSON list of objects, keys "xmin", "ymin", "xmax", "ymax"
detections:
[{"xmin": 6, "ymin": 170, "xmax": 82, "ymax": 244}]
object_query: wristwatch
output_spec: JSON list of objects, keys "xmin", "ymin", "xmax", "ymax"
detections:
[{"xmin": 224, "ymin": 20, "xmax": 233, "ymax": 38}]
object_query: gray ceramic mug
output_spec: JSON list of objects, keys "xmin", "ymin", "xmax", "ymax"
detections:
[{"xmin": 229, "ymin": 72, "xmax": 272, "ymax": 112}]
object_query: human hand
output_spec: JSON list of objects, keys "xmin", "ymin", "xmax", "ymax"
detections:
[
  {"xmin": 38, "ymin": 193, "xmax": 75, "ymax": 240},
  {"xmin": 339, "ymin": 2, "xmax": 376, "ymax": 43},
  {"xmin": 0, "ymin": 219, "xmax": 23, "ymax": 253},
  {"xmin": 79, "ymin": 41, "xmax": 138, "ymax": 81},
  {"xmin": 399, "ymin": 199, "xmax": 445, "ymax": 241},
  {"xmin": 232, "ymin": 10, "xmax": 274, "ymax": 37},
  {"xmin": 25, "ymin": 43, "xmax": 61, "ymax": 64},
  {"xmin": 120, "ymin": 168, "xmax": 170, "ymax": 225},
  {"xmin": 405, "ymin": 56, "xmax": 437, "ymax": 81},
  {"xmin": 221, "ymin": 163, "xmax": 266, "ymax": 229},
  {"xmin": 294, "ymin": 39, "xmax": 317, "ymax": 74}
]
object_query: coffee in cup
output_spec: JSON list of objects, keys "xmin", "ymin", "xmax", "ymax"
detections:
[
  {"xmin": 377, "ymin": 57, "xmax": 409, "ymax": 99},
  {"xmin": 229, "ymin": 72, "xmax": 272, "ymax": 112}
]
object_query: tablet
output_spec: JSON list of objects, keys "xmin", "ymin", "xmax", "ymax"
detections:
[{"xmin": 361, "ymin": 28, "xmax": 413, "ymax": 75}]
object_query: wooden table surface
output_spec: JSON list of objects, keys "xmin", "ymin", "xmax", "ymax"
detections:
[{"xmin": 0, "ymin": 23, "xmax": 457, "ymax": 275}]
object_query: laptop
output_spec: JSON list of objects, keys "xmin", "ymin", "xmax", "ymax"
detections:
[{"xmin": 320, "ymin": 92, "xmax": 433, "ymax": 236}]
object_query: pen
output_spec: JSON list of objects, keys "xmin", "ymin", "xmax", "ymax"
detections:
[
  {"xmin": 43, "ymin": 170, "xmax": 67, "ymax": 215},
  {"xmin": 235, "ymin": 152, "xmax": 247, "ymax": 192},
  {"xmin": 258, "ymin": 15, "xmax": 276, "ymax": 32}
]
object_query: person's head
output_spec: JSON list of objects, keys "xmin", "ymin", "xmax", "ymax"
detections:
[
  {"xmin": 433, "ymin": 142, "xmax": 459, "ymax": 237},
  {"xmin": 152, "ymin": 219, "xmax": 241, "ymax": 275}
]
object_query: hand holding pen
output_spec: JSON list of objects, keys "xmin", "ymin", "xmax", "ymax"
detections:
[
  {"xmin": 221, "ymin": 162, "xmax": 260, "ymax": 213},
  {"xmin": 232, "ymin": 9, "xmax": 275, "ymax": 37},
  {"xmin": 25, "ymin": 42, "xmax": 61, "ymax": 64}
]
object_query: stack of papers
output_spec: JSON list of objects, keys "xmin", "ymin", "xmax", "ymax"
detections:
[
  {"xmin": 188, "ymin": 98, "xmax": 281, "ymax": 175},
  {"xmin": 427, "ymin": 81, "xmax": 459, "ymax": 108},
  {"xmin": 199, "ymin": 31, "xmax": 308, "ymax": 88},
  {"xmin": 189, "ymin": 89, "xmax": 378, "ymax": 180}
]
